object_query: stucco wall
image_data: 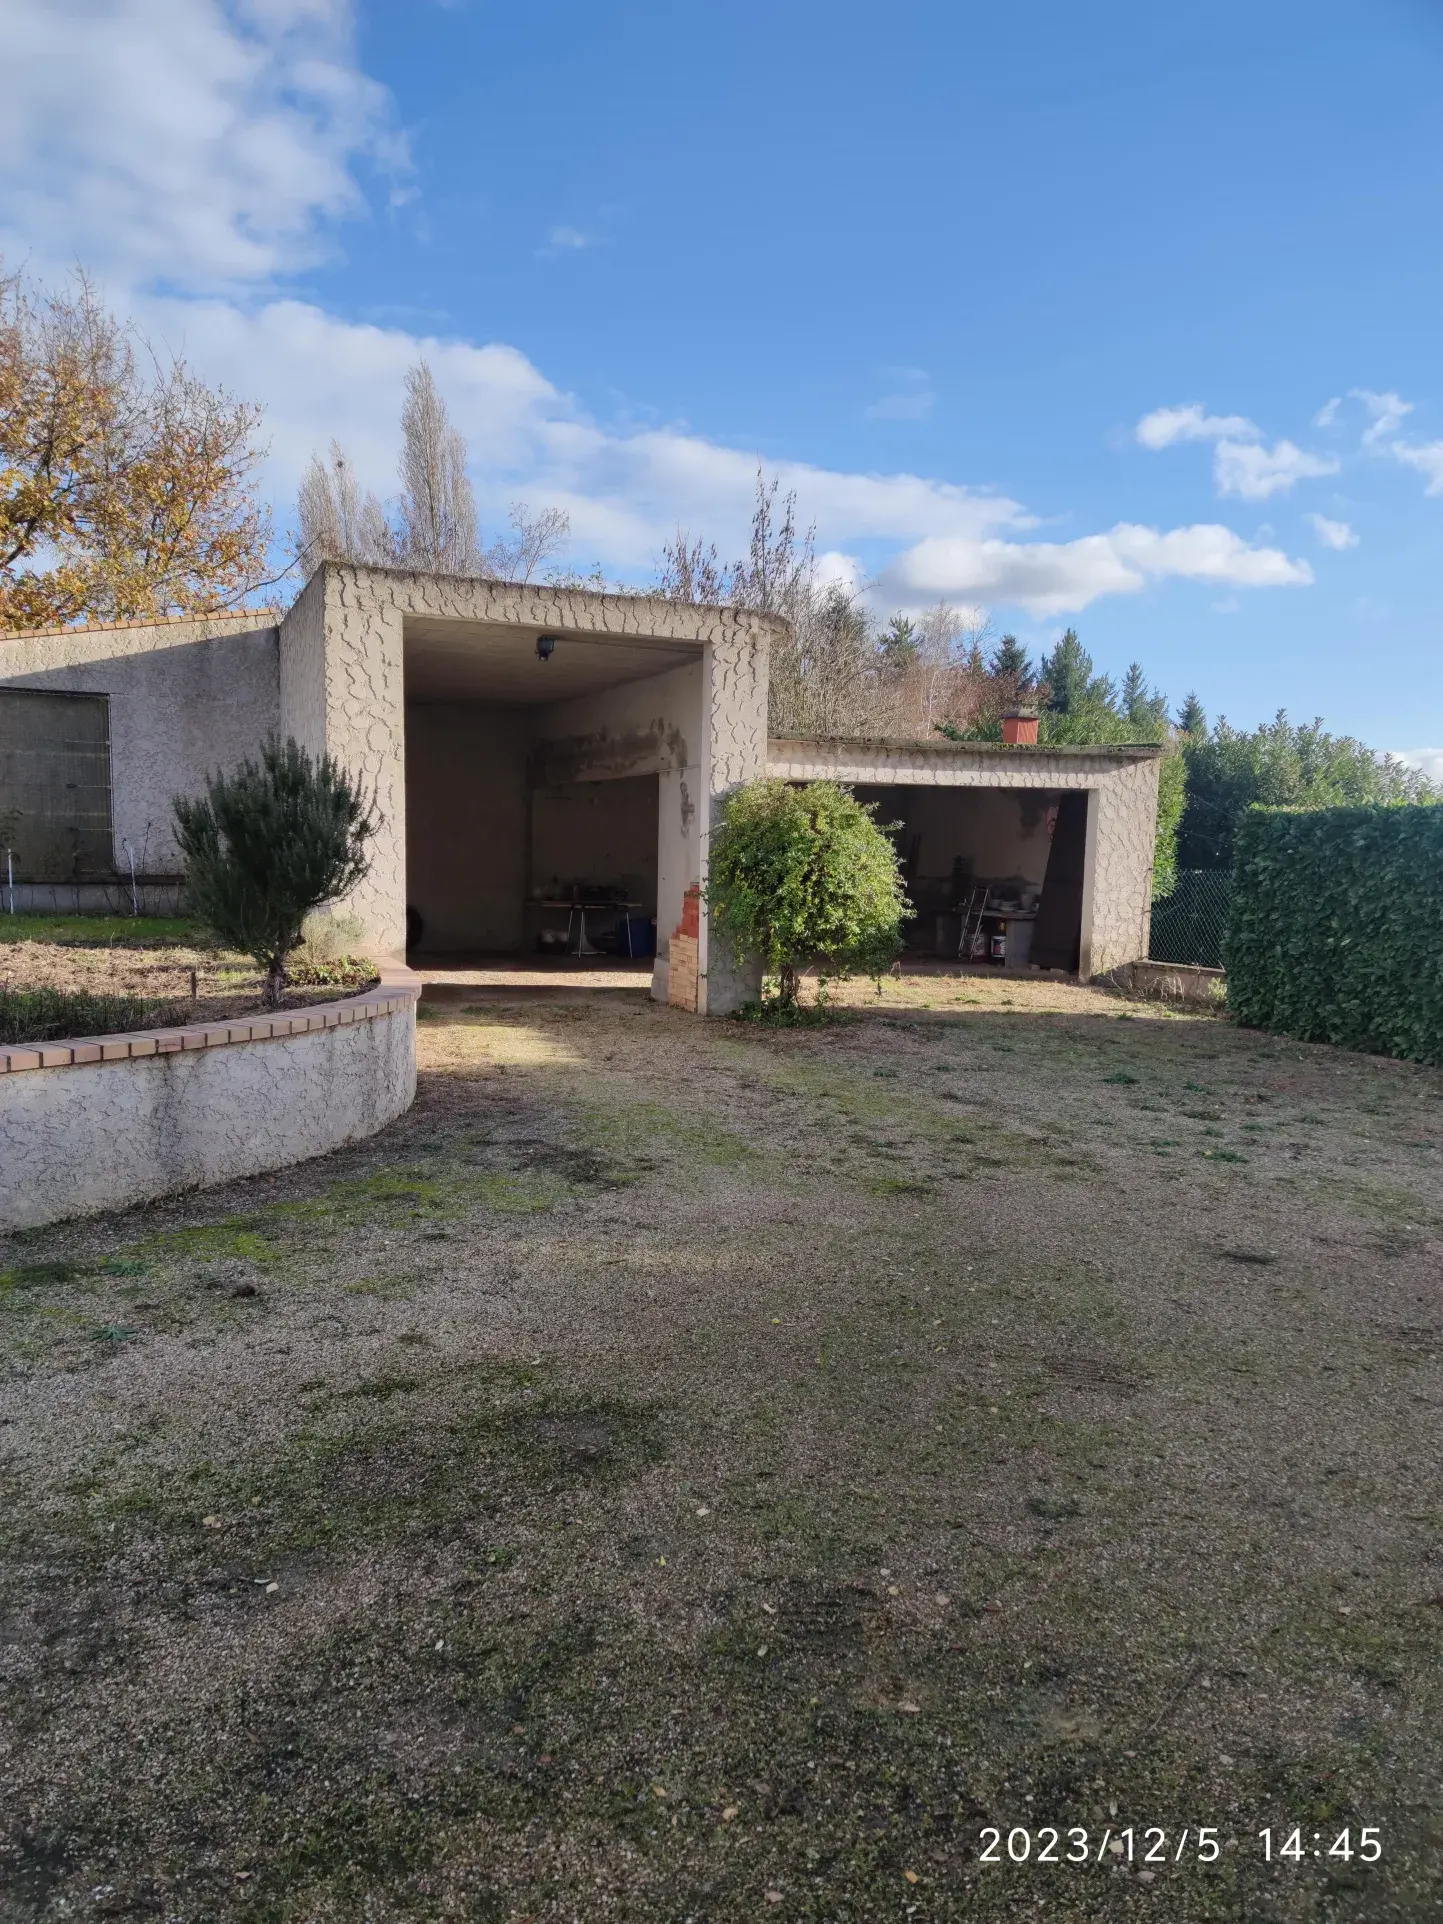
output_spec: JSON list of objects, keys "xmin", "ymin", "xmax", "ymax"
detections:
[
  {"xmin": 531, "ymin": 774, "xmax": 659, "ymax": 915},
  {"xmin": 405, "ymin": 703, "xmax": 529, "ymax": 951},
  {"xmin": 0, "ymin": 988, "xmax": 417, "ymax": 1231},
  {"xmin": 855, "ymin": 785, "xmax": 1063, "ymax": 908},
  {"xmin": 1083, "ymin": 754, "xmax": 1162, "ymax": 978},
  {"xmin": 698, "ymin": 624, "xmax": 771, "ymax": 1012},
  {"xmin": 1, "ymin": 614, "xmax": 281, "ymax": 873}
]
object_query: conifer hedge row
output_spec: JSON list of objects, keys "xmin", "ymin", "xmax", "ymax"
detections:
[{"xmin": 1226, "ymin": 804, "xmax": 1443, "ymax": 1063}]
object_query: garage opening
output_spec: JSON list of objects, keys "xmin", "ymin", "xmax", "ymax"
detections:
[
  {"xmin": 401, "ymin": 614, "xmax": 698, "ymax": 966},
  {"xmin": 852, "ymin": 784, "xmax": 1088, "ymax": 974}
]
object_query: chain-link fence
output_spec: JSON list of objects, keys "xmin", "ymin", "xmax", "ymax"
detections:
[{"xmin": 1149, "ymin": 868, "xmax": 1233, "ymax": 969}]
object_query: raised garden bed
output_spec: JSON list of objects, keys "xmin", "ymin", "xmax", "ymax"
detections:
[{"xmin": 0, "ymin": 915, "xmax": 377, "ymax": 1044}]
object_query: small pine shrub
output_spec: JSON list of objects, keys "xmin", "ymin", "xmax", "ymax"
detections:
[{"xmin": 173, "ymin": 737, "xmax": 377, "ymax": 1009}]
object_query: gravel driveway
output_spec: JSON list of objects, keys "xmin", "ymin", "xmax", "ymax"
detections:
[{"xmin": 2, "ymin": 977, "xmax": 1440, "ymax": 1921}]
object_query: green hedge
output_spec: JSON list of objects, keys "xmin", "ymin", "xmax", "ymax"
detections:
[{"xmin": 1226, "ymin": 804, "xmax": 1443, "ymax": 1062}]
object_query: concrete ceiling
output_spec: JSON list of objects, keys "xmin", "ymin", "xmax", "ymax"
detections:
[{"xmin": 403, "ymin": 617, "xmax": 700, "ymax": 706}]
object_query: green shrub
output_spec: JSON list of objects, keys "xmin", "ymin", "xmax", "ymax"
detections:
[
  {"xmin": 1226, "ymin": 804, "xmax": 1443, "ymax": 1063},
  {"xmin": 706, "ymin": 779, "xmax": 909, "ymax": 1007},
  {"xmin": 173, "ymin": 737, "xmax": 377, "ymax": 1009},
  {"xmin": 0, "ymin": 987, "xmax": 184, "ymax": 1046}
]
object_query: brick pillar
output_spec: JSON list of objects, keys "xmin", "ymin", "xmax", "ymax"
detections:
[{"xmin": 667, "ymin": 886, "xmax": 701, "ymax": 1012}]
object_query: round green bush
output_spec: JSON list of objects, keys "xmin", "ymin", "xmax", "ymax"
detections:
[{"xmin": 706, "ymin": 779, "xmax": 909, "ymax": 1007}]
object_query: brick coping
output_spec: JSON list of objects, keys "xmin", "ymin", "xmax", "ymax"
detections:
[{"xmin": 0, "ymin": 963, "xmax": 420, "ymax": 1076}]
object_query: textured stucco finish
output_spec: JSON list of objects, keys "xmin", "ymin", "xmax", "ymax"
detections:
[
  {"xmin": 766, "ymin": 737, "xmax": 1162, "ymax": 979},
  {"xmin": 698, "ymin": 620, "xmax": 771, "ymax": 1012},
  {"xmin": 0, "ymin": 991, "xmax": 417, "ymax": 1231},
  {"xmin": 1, "ymin": 614, "xmax": 281, "ymax": 873}
]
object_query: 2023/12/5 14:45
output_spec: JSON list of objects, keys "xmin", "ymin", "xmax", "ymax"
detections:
[
  {"xmin": 977, "ymin": 1826, "xmax": 1383, "ymax": 1866},
  {"xmin": 1260, "ymin": 1828, "xmax": 1382, "ymax": 1863}
]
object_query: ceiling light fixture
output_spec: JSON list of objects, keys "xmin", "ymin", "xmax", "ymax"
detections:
[{"xmin": 536, "ymin": 634, "xmax": 557, "ymax": 661}]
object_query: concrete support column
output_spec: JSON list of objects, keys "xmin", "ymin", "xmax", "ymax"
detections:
[
  {"xmin": 279, "ymin": 565, "xmax": 408, "ymax": 958},
  {"xmin": 1083, "ymin": 759, "xmax": 1160, "ymax": 977},
  {"xmin": 696, "ymin": 616, "xmax": 771, "ymax": 1014}
]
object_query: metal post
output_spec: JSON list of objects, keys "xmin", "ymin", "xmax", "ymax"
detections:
[{"xmin": 124, "ymin": 839, "xmax": 139, "ymax": 917}]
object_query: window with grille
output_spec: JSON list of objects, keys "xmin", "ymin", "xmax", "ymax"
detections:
[{"xmin": 0, "ymin": 689, "xmax": 114, "ymax": 880}]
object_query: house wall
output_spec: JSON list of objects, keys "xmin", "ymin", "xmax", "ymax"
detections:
[
  {"xmin": 0, "ymin": 615, "xmax": 281, "ymax": 873},
  {"xmin": 857, "ymin": 786, "xmax": 1062, "ymax": 911},
  {"xmin": 404, "ymin": 703, "xmax": 528, "ymax": 952},
  {"xmin": 530, "ymin": 775, "xmax": 659, "ymax": 917}
]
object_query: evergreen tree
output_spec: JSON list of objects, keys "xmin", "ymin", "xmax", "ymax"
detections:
[
  {"xmin": 879, "ymin": 614, "xmax": 919, "ymax": 667},
  {"xmin": 1122, "ymin": 660, "xmax": 1169, "ymax": 731},
  {"xmin": 1039, "ymin": 629, "xmax": 1116, "ymax": 717},
  {"xmin": 1038, "ymin": 631, "xmax": 1108, "ymax": 715},
  {"xmin": 988, "ymin": 633, "xmax": 1032, "ymax": 687},
  {"xmin": 1178, "ymin": 712, "xmax": 1437, "ymax": 869},
  {"xmin": 1177, "ymin": 691, "xmax": 1206, "ymax": 736},
  {"xmin": 173, "ymin": 737, "xmax": 378, "ymax": 1009}
]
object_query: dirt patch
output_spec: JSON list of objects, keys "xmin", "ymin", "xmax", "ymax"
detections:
[
  {"xmin": 0, "ymin": 928, "xmax": 377, "ymax": 1036},
  {"xmin": 2, "ymin": 980, "xmax": 1442, "ymax": 1920}
]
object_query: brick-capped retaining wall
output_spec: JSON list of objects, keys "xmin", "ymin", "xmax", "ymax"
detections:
[{"xmin": 0, "ymin": 967, "xmax": 419, "ymax": 1231}]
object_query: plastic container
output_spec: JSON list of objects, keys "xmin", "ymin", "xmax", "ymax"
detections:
[{"xmin": 619, "ymin": 914, "xmax": 656, "ymax": 958}]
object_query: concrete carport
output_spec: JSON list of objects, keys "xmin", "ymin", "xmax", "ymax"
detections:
[
  {"xmin": 765, "ymin": 737, "xmax": 1164, "ymax": 980},
  {"xmin": 280, "ymin": 565, "xmax": 783, "ymax": 1013}
]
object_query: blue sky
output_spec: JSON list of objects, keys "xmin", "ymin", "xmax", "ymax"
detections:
[{"xmin": 3, "ymin": 0, "xmax": 1441, "ymax": 762}]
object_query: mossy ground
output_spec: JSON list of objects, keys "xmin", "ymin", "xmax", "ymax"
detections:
[{"xmin": 2, "ymin": 978, "xmax": 1442, "ymax": 1920}]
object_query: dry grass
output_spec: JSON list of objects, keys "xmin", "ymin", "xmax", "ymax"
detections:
[{"xmin": 2, "ymin": 979, "xmax": 1442, "ymax": 1921}]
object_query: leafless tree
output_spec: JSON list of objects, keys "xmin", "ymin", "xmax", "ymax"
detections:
[
  {"xmin": 483, "ymin": 503, "xmax": 571, "ymax": 583},
  {"xmin": 296, "ymin": 441, "xmax": 394, "ymax": 571},
  {"xmin": 394, "ymin": 360, "xmax": 479, "ymax": 573},
  {"xmin": 655, "ymin": 529, "xmax": 728, "ymax": 604}
]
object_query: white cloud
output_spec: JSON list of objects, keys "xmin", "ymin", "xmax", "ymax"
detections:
[
  {"xmin": 876, "ymin": 522, "xmax": 1311, "ymax": 618},
  {"xmin": 1135, "ymin": 404, "xmax": 1259, "ymax": 450},
  {"xmin": 1314, "ymin": 397, "xmax": 1342, "ymax": 428},
  {"xmin": 1395, "ymin": 749, "xmax": 1443, "ymax": 783},
  {"xmin": 540, "ymin": 225, "xmax": 595, "ymax": 256},
  {"xmin": 865, "ymin": 368, "xmax": 935, "ymax": 421},
  {"xmin": 813, "ymin": 550, "xmax": 866, "ymax": 594},
  {"xmin": 864, "ymin": 389, "xmax": 935, "ymax": 422},
  {"xmin": 1392, "ymin": 440, "xmax": 1443, "ymax": 497},
  {"xmin": 0, "ymin": 0, "xmax": 405, "ymax": 292},
  {"xmin": 1214, "ymin": 438, "xmax": 1340, "ymax": 501},
  {"xmin": 1352, "ymin": 388, "xmax": 1413, "ymax": 447},
  {"xmin": 1306, "ymin": 513, "xmax": 1359, "ymax": 550},
  {"xmin": 1137, "ymin": 403, "xmax": 1337, "ymax": 499},
  {"xmin": 0, "ymin": 0, "xmax": 1320, "ymax": 620}
]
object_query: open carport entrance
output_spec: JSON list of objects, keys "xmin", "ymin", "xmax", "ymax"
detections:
[
  {"xmin": 851, "ymin": 783, "xmax": 1088, "ymax": 973},
  {"xmin": 401, "ymin": 613, "xmax": 700, "ymax": 966}
]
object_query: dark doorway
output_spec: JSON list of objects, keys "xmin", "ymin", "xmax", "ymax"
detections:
[{"xmin": 1031, "ymin": 791, "xmax": 1089, "ymax": 972}]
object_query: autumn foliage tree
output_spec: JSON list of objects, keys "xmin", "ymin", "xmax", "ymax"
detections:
[{"xmin": 1, "ymin": 265, "xmax": 270, "ymax": 632}]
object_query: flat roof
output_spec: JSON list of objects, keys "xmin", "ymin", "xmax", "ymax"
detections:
[
  {"xmin": 4, "ymin": 607, "xmax": 281, "ymax": 642},
  {"xmin": 769, "ymin": 734, "xmax": 1164, "ymax": 761}
]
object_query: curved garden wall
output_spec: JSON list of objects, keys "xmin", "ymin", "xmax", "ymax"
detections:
[{"xmin": 0, "ymin": 967, "xmax": 419, "ymax": 1231}]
